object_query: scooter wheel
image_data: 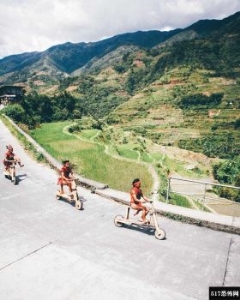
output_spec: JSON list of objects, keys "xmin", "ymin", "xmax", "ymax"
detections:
[
  {"xmin": 114, "ymin": 215, "xmax": 124, "ymax": 227},
  {"xmin": 75, "ymin": 200, "xmax": 82, "ymax": 210},
  {"xmin": 154, "ymin": 228, "xmax": 166, "ymax": 240},
  {"xmin": 14, "ymin": 177, "xmax": 18, "ymax": 185}
]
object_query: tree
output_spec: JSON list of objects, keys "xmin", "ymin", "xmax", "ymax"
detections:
[
  {"xmin": 213, "ymin": 157, "xmax": 240, "ymax": 185},
  {"xmin": 3, "ymin": 104, "xmax": 26, "ymax": 123}
]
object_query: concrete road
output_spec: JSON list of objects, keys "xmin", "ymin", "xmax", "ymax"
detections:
[{"xmin": 0, "ymin": 120, "xmax": 240, "ymax": 300}]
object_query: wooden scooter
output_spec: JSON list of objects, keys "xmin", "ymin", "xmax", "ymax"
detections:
[
  {"xmin": 56, "ymin": 179, "xmax": 84, "ymax": 210},
  {"xmin": 114, "ymin": 201, "xmax": 166, "ymax": 240},
  {"xmin": 4, "ymin": 159, "xmax": 18, "ymax": 185}
]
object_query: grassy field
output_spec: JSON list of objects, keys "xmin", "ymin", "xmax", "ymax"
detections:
[
  {"xmin": 31, "ymin": 122, "xmax": 204, "ymax": 207},
  {"xmin": 30, "ymin": 121, "xmax": 154, "ymax": 194}
]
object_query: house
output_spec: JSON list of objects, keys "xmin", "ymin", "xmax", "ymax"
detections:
[{"xmin": 0, "ymin": 85, "xmax": 25, "ymax": 105}]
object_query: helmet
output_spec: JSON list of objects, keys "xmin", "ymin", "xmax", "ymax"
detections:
[{"xmin": 6, "ymin": 145, "xmax": 13, "ymax": 151}]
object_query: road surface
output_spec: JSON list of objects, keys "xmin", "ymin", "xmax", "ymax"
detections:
[{"xmin": 0, "ymin": 120, "xmax": 240, "ymax": 300}]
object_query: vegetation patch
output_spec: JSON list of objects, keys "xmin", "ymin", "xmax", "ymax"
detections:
[
  {"xmin": 168, "ymin": 193, "xmax": 193, "ymax": 208},
  {"xmin": 30, "ymin": 121, "xmax": 153, "ymax": 193}
]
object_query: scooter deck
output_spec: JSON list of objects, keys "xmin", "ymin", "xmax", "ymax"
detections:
[
  {"xmin": 56, "ymin": 192, "xmax": 75, "ymax": 202},
  {"xmin": 118, "ymin": 218, "xmax": 155, "ymax": 228}
]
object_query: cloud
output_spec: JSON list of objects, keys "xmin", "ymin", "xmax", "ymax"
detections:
[{"xmin": 0, "ymin": 0, "xmax": 240, "ymax": 58}]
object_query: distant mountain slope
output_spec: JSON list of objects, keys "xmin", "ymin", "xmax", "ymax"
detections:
[
  {"xmin": 0, "ymin": 11, "xmax": 239, "ymax": 79},
  {"xmin": 0, "ymin": 52, "xmax": 41, "ymax": 75},
  {"xmin": 0, "ymin": 30, "xmax": 181, "ymax": 76},
  {"xmin": 188, "ymin": 11, "xmax": 240, "ymax": 35}
]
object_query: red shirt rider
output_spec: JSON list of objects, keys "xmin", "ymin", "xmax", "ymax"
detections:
[
  {"xmin": 3, "ymin": 145, "xmax": 16, "ymax": 169},
  {"xmin": 58, "ymin": 160, "xmax": 73, "ymax": 193}
]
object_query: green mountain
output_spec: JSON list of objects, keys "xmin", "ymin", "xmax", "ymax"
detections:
[
  {"xmin": 1, "ymin": 11, "xmax": 240, "ymax": 161},
  {"xmin": 0, "ymin": 29, "xmax": 181, "ymax": 76},
  {"xmin": 0, "ymin": 11, "xmax": 239, "ymax": 81}
]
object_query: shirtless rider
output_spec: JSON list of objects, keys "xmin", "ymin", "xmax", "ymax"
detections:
[{"xmin": 130, "ymin": 178, "xmax": 151, "ymax": 223}]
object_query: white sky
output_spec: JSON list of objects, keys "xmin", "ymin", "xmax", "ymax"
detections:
[{"xmin": 0, "ymin": 0, "xmax": 240, "ymax": 59}]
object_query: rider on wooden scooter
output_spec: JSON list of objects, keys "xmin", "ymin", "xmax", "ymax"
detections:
[
  {"xmin": 3, "ymin": 145, "xmax": 24, "ymax": 170},
  {"xmin": 130, "ymin": 178, "xmax": 151, "ymax": 223},
  {"xmin": 57, "ymin": 160, "xmax": 74, "ymax": 196}
]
